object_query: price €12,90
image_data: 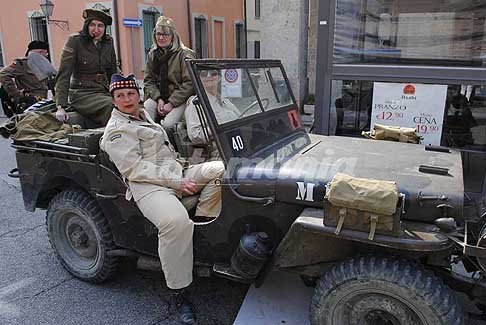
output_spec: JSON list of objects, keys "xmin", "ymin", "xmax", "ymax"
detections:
[{"xmin": 375, "ymin": 111, "xmax": 404, "ymax": 121}]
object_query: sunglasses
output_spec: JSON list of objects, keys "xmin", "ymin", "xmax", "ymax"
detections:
[
  {"xmin": 200, "ymin": 71, "xmax": 219, "ymax": 78},
  {"xmin": 155, "ymin": 32, "xmax": 172, "ymax": 38}
]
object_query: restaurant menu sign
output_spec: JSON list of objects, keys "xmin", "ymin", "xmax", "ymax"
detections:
[{"xmin": 371, "ymin": 82, "xmax": 447, "ymax": 145}]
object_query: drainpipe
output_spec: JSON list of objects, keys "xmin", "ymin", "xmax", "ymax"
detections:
[
  {"xmin": 113, "ymin": 0, "xmax": 122, "ymax": 71},
  {"xmin": 187, "ymin": 0, "xmax": 192, "ymax": 48},
  {"xmin": 244, "ymin": 0, "xmax": 248, "ymax": 58}
]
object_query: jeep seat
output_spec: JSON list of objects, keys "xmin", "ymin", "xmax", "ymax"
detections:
[{"xmin": 173, "ymin": 120, "xmax": 214, "ymax": 163}]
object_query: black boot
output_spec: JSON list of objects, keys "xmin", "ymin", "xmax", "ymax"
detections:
[{"xmin": 172, "ymin": 287, "xmax": 197, "ymax": 325}]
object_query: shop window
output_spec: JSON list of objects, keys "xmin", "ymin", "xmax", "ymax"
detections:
[
  {"xmin": 194, "ymin": 16, "xmax": 208, "ymax": 58},
  {"xmin": 142, "ymin": 7, "xmax": 161, "ymax": 57},
  {"xmin": 29, "ymin": 12, "xmax": 48, "ymax": 43},
  {"xmin": 254, "ymin": 40, "xmax": 260, "ymax": 59},
  {"xmin": 329, "ymin": 80, "xmax": 486, "ymax": 194},
  {"xmin": 333, "ymin": 0, "xmax": 486, "ymax": 67},
  {"xmin": 235, "ymin": 22, "xmax": 245, "ymax": 58}
]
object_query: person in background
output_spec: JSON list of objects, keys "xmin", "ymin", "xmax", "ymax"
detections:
[
  {"xmin": 0, "ymin": 40, "xmax": 54, "ymax": 110},
  {"xmin": 54, "ymin": 9, "xmax": 117, "ymax": 127},
  {"xmin": 101, "ymin": 74, "xmax": 224, "ymax": 325},
  {"xmin": 143, "ymin": 16, "xmax": 196, "ymax": 131},
  {"xmin": 185, "ymin": 70, "xmax": 241, "ymax": 145}
]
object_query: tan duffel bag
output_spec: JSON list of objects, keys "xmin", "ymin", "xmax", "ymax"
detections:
[
  {"xmin": 362, "ymin": 123, "xmax": 421, "ymax": 144},
  {"xmin": 324, "ymin": 173, "xmax": 403, "ymax": 240}
]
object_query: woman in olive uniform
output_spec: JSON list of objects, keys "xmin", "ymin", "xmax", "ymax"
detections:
[
  {"xmin": 143, "ymin": 16, "xmax": 196, "ymax": 131},
  {"xmin": 54, "ymin": 9, "xmax": 117, "ymax": 126}
]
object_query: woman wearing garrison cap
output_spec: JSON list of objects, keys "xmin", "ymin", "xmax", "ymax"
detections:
[
  {"xmin": 54, "ymin": 9, "xmax": 118, "ymax": 127},
  {"xmin": 143, "ymin": 16, "xmax": 196, "ymax": 131}
]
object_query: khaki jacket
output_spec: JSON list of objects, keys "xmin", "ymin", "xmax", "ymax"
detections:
[
  {"xmin": 185, "ymin": 94, "xmax": 240, "ymax": 144},
  {"xmin": 0, "ymin": 58, "xmax": 47, "ymax": 98},
  {"xmin": 143, "ymin": 45, "xmax": 196, "ymax": 108},
  {"xmin": 55, "ymin": 33, "xmax": 117, "ymax": 108},
  {"xmin": 100, "ymin": 108, "xmax": 184, "ymax": 201}
]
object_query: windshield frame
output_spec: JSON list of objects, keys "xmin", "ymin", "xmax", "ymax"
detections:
[{"xmin": 186, "ymin": 59, "xmax": 304, "ymax": 165}]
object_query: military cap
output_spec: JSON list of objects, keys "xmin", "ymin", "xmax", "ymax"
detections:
[
  {"xmin": 155, "ymin": 16, "xmax": 176, "ymax": 29},
  {"xmin": 82, "ymin": 8, "xmax": 112, "ymax": 26},
  {"xmin": 109, "ymin": 74, "xmax": 139, "ymax": 94},
  {"xmin": 25, "ymin": 40, "xmax": 49, "ymax": 56}
]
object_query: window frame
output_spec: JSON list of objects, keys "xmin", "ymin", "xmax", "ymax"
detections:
[{"xmin": 192, "ymin": 14, "xmax": 209, "ymax": 58}]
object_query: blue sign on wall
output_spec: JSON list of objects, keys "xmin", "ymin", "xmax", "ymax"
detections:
[{"xmin": 123, "ymin": 18, "xmax": 143, "ymax": 27}]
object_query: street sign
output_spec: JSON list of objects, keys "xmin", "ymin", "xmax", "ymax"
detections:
[{"xmin": 123, "ymin": 18, "xmax": 143, "ymax": 27}]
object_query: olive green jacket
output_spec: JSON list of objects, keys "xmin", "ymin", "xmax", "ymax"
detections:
[
  {"xmin": 0, "ymin": 58, "xmax": 47, "ymax": 98},
  {"xmin": 143, "ymin": 46, "xmax": 196, "ymax": 108},
  {"xmin": 55, "ymin": 33, "xmax": 117, "ymax": 108}
]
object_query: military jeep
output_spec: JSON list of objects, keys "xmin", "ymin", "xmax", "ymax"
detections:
[{"xmin": 10, "ymin": 59, "xmax": 486, "ymax": 324}]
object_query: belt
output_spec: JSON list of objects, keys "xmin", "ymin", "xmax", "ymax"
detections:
[{"xmin": 74, "ymin": 73, "xmax": 106, "ymax": 83}]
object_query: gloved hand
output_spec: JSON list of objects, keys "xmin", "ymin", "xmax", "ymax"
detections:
[{"xmin": 55, "ymin": 106, "xmax": 69, "ymax": 123}]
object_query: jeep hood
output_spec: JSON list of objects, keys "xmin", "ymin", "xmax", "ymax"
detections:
[{"xmin": 236, "ymin": 134, "xmax": 464, "ymax": 223}]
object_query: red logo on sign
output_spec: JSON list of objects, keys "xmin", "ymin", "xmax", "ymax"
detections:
[
  {"xmin": 403, "ymin": 84, "xmax": 416, "ymax": 95},
  {"xmin": 287, "ymin": 110, "xmax": 301, "ymax": 130}
]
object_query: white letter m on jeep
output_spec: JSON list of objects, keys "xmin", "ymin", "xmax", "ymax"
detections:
[{"xmin": 296, "ymin": 182, "xmax": 315, "ymax": 202}]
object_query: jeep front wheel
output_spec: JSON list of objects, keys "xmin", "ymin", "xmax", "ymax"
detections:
[
  {"xmin": 46, "ymin": 189, "xmax": 119, "ymax": 283},
  {"xmin": 310, "ymin": 255, "xmax": 464, "ymax": 325}
]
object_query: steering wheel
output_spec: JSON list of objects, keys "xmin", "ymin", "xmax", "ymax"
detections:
[{"xmin": 239, "ymin": 98, "xmax": 270, "ymax": 118}]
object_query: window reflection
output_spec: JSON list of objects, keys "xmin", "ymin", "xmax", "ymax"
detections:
[
  {"xmin": 330, "ymin": 80, "xmax": 486, "ymax": 152},
  {"xmin": 200, "ymin": 67, "xmax": 295, "ymax": 125},
  {"xmin": 334, "ymin": 0, "xmax": 486, "ymax": 67}
]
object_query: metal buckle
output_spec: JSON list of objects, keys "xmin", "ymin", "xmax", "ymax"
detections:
[{"xmin": 95, "ymin": 73, "xmax": 105, "ymax": 83}]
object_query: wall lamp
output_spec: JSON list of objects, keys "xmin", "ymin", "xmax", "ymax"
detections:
[{"xmin": 40, "ymin": 0, "xmax": 70, "ymax": 31}]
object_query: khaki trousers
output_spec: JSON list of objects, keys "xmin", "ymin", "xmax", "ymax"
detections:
[
  {"xmin": 144, "ymin": 98, "xmax": 186, "ymax": 131},
  {"xmin": 135, "ymin": 161, "xmax": 224, "ymax": 289}
]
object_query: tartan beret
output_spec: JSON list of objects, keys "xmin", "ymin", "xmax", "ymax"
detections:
[{"xmin": 110, "ymin": 74, "xmax": 139, "ymax": 94}]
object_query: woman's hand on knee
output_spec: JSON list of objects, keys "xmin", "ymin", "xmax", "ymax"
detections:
[
  {"xmin": 157, "ymin": 98, "xmax": 165, "ymax": 116},
  {"xmin": 179, "ymin": 178, "xmax": 198, "ymax": 196}
]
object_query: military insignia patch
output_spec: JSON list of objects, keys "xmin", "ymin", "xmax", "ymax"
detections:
[
  {"xmin": 63, "ymin": 46, "xmax": 74, "ymax": 54},
  {"xmin": 110, "ymin": 134, "xmax": 121, "ymax": 142}
]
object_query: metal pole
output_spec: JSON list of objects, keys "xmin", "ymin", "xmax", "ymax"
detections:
[{"xmin": 130, "ymin": 27, "xmax": 137, "ymax": 76}]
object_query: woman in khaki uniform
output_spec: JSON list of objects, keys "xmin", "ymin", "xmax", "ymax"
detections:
[
  {"xmin": 143, "ymin": 16, "xmax": 196, "ymax": 131},
  {"xmin": 54, "ymin": 9, "xmax": 117, "ymax": 127},
  {"xmin": 101, "ymin": 74, "xmax": 224, "ymax": 325}
]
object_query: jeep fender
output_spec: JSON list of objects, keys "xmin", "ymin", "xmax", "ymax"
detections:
[{"xmin": 272, "ymin": 208, "xmax": 453, "ymax": 276}]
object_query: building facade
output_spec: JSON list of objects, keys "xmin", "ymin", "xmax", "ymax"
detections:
[
  {"xmin": 246, "ymin": 0, "xmax": 261, "ymax": 59},
  {"xmin": 0, "ymin": 0, "xmax": 244, "ymax": 79}
]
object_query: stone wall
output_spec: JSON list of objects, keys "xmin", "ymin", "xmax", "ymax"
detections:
[
  {"xmin": 261, "ymin": 0, "xmax": 309, "ymax": 107},
  {"xmin": 307, "ymin": 0, "xmax": 318, "ymax": 97}
]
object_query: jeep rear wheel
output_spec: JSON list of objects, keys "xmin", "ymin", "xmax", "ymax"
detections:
[
  {"xmin": 310, "ymin": 255, "xmax": 464, "ymax": 325},
  {"xmin": 46, "ymin": 190, "xmax": 119, "ymax": 283}
]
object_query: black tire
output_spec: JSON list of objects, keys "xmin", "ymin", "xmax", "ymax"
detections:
[
  {"xmin": 310, "ymin": 255, "xmax": 464, "ymax": 325},
  {"xmin": 46, "ymin": 189, "xmax": 119, "ymax": 283}
]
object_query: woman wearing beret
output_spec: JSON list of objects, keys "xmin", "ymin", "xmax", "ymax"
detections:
[
  {"xmin": 102, "ymin": 74, "xmax": 224, "ymax": 325},
  {"xmin": 54, "ymin": 9, "xmax": 118, "ymax": 127},
  {"xmin": 143, "ymin": 16, "xmax": 196, "ymax": 131}
]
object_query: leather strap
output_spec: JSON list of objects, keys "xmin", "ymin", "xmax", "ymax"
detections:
[{"xmin": 74, "ymin": 73, "xmax": 106, "ymax": 83}]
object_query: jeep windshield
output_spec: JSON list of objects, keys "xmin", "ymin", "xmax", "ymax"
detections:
[{"xmin": 187, "ymin": 59, "xmax": 310, "ymax": 168}]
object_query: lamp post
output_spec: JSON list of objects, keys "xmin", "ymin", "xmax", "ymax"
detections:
[{"xmin": 39, "ymin": 0, "xmax": 69, "ymax": 31}]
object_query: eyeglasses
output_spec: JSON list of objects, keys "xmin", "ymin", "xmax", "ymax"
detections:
[
  {"xmin": 200, "ymin": 71, "xmax": 219, "ymax": 78},
  {"xmin": 155, "ymin": 32, "xmax": 172, "ymax": 38}
]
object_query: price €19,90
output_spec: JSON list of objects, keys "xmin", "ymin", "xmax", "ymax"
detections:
[{"xmin": 415, "ymin": 124, "xmax": 440, "ymax": 134}]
